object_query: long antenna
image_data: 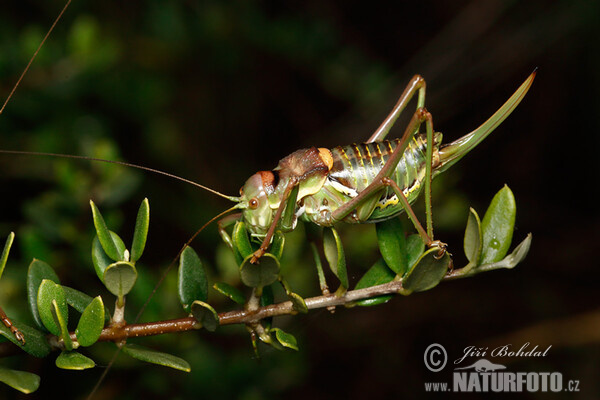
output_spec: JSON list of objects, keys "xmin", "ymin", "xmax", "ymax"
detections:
[
  {"xmin": 0, "ymin": 0, "xmax": 239, "ymax": 203},
  {"xmin": 0, "ymin": 0, "xmax": 72, "ymax": 116},
  {"xmin": 0, "ymin": 149, "xmax": 240, "ymax": 202}
]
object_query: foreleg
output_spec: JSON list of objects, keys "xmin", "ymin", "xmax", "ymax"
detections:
[{"xmin": 250, "ymin": 178, "xmax": 298, "ymax": 264}]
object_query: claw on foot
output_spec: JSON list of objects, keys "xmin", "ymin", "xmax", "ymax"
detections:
[
  {"xmin": 12, "ymin": 328, "xmax": 25, "ymax": 346},
  {"xmin": 428, "ymin": 240, "xmax": 450, "ymax": 261}
]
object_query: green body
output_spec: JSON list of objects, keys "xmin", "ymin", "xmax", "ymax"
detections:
[
  {"xmin": 237, "ymin": 72, "xmax": 535, "ymax": 240},
  {"xmin": 302, "ymin": 134, "xmax": 442, "ymax": 226}
]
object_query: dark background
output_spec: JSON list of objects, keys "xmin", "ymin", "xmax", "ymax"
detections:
[{"xmin": 0, "ymin": 0, "xmax": 598, "ymax": 399}]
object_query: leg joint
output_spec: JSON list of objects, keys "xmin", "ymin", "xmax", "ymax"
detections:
[{"xmin": 416, "ymin": 107, "xmax": 431, "ymax": 119}]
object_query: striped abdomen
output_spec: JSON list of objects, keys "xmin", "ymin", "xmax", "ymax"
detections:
[{"xmin": 323, "ymin": 134, "xmax": 442, "ymax": 222}]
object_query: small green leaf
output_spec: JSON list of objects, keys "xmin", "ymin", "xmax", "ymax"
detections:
[
  {"xmin": 55, "ymin": 351, "xmax": 95, "ymax": 370},
  {"xmin": 63, "ymin": 286, "xmax": 94, "ymax": 314},
  {"xmin": 75, "ymin": 296, "xmax": 105, "ymax": 347},
  {"xmin": 103, "ymin": 261, "xmax": 137, "ymax": 298},
  {"xmin": 464, "ymin": 208, "xmax": 483, "ymax": 264},
  {"xmin": 122, "ymin": 344, "xmax": 191, "ymax": 372},
  {"xmin": 90, "ymin": 200, "xmax": 122, "ymax": 261},
  {"xmin": 355, "ymin": 258, "xmax": 395, "ymax": 306},
  {"xmin": 470, "ymin": 234, "xmax": 532, "ymax": 275},
  {"xmin": 406, "ymin": 234, "xmax": 425, "ymax": 272},
  {"xmin": 178, "ymin": 246, "xmax": 208, "ymax": 312},
  {"xmin": 270, "ymin": 231, "xmax": 285, "ymax": 260},
  {"xmin": 287, "ymin": 292, "xmax": 308, "ymax": 314},
  {"xmin": 37, "ymin": 279, "xmax": 67, "ymax": 336},
  {"xmin": 356, "ymin": 295, "xmax": 393, "ymax": 307},
  {"xmin": 51, "ymin": 299, "xmax": 73, "ymax": 351},
  {"xmin": 402, "ymin": 248, "xmax": 451, "ymax": 293},
  {"xmin": 130, "ymin": 198, "xmax": 149, "ymax": 262},
  {"xmin": 213, "ymin": 282, "xmax": 245, "ymax": 305},
  {"xmin": 190, "ymin": 300, "xmax": 220, "ymax": 332},
  {"xmin": 376, "ymin": 218, "xmax": 407, "ymax": 275},
  {"xmin": 323, "ymin": 227, "xmax": 348, "ymax": 289},
  {"xmin": 27, "ymin": 259, "xmax": 60, "ymax": 330},
  {"xmin": 0, "ymin": 366, "xmax": 40, "ymax": 394},
  {"xmin": 480, "ymin": 185, "xmax": 516, "ymax": 264},
  {"xmin": 63, "ymin": 286, "xmax": 110, "ymax": 323},
  {"xmin": 232, "ymin": 221, "xmax": 253, "ymax": 263},
  {"xmin": 0, "ymin": 321, "xmax": 51, "ymax": 357},
  {"xmin": 239, "ymin": 253, "xmax": 280, "ymax": 288},
  {"xmin": 92, "ymin": 236, "xmax": 111, "ymax": 283},
  {"xmin": 92, "ymin": 232, "xmax": 128, "ymax": 283},
  {"xmin": 0, "ymin": 232, "xmax": 15, "ymax": 280},
  {"xmin": 271, "ymin": 328, "xmax": 298, "ymax": 351}
]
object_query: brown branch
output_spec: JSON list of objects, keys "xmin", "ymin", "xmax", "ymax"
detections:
[
  {"xmin": 0, "ymin": 267, "xmax": 489, "ymax": 357},
  {"xmin": 0, "ymin": 279, "xmax": 407, "ymax": 357},
  {"xmin": 92, "ymin": 279, "xmax": 406, "ymax": 342}
]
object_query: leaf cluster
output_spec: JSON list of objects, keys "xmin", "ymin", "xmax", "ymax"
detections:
[{"xmin": 0, "ymin": 186, "xmax": 530, "ymax": 394}]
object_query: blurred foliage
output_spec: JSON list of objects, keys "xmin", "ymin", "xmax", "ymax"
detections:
[{"xmin": 0, "ymin": 0, "xmax": 599, "ymax": 399}]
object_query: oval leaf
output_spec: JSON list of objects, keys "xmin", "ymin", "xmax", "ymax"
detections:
[
  {"xmin": 75, "ymin": 296, "xmax": 105, "ymax": 347},
  {"xmin": 323, "ymin": 227, "xmax": 348, "ymax": 289},
  {"xmin": 232, "ymin": 221, "xmax": 253, "ymax": 263},
  {"xmin": 480, "ymin": 185, "xmax": 516, "ymax": 264},
  {"xmin": 92, "ymin": 232, "xmax": 127, "ymax": 283},
  {"xmin": 90, "ymin": 200, "xmax": 122, "ymax": 261},
  {"xmin": 464, "ymin": 207, "xmax": 483, "ymax": 264},
  {"xmin": 130, "ymin": 198, "xmax": 150, "ymax": 262},
  {"xmin": 213, "ymin": 282, "xmax": 245, "ymax": 305},
  {"xmin": 55, "ymin": 351, "xmax": 95, "ymax": 370},
  {"xmin": 0, "ymin": 232, "xmax": 15, "ymax": 280},
  {"xmin": 92, "ymin": 236, "xmax": 112, "ymax": 283},
  {"xmin": 355, "ymin": 258, "xmax": 395, "ymax": 306},
  {"xmin": 190, "ymin": 300, "xmax": 220, "ymax": 332},
  {"xmin": 103, "ymin": 261, "xmax": 137, "ymax": 298},
  {"xmin": 63, "ymin": 286, "xmax": 110, "ymax": 323},
  {"xmin": 122, "ymin": 344, "xmax": 191, "ymax": 372},
  {"xmin": 239, "ymin": 253, "xmax": 280, "ymax": 288},
  {"xmin": 287, "ymin": 292, "xmax": 308, "ymax": 314},
  {"xmin": 178, "ymin": 246, "xmax": 208, "ymax": 312},
  {"xmin": 402, "ymin": 248, "xmax": 451, "ymax": 293},
  {"xmin": 356, "ymin": 294, "xmax": 393, "ymax": 307},
  {"xmin": 0, "ymin": 366, "xmax": 40, "ymax": 394},
  {"xmin": 272, "ymin": 328, "xmax": 298, "ymax": 351},
  {"xmin": 474, "ymin": 233, "xmax": 532, "ymax": 274},
  {"xmin": 27, "ymin": 259, "xmax": 60, "ymax": 330},
  {"xmin": 376, "ymin": 218, "xmax": 407, "ymax": 275},
  {"xmin": 37, "ymin": 279, "xmax": 67, "ymax": 336},
  {"xmin": 406, "ymin": 234, "xmax": 425, "ymax": 272}
]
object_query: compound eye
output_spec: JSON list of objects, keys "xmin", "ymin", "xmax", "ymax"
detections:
[{"xmin": 249, "ymin": 198, "xmax": 259, "ymax": 209}]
